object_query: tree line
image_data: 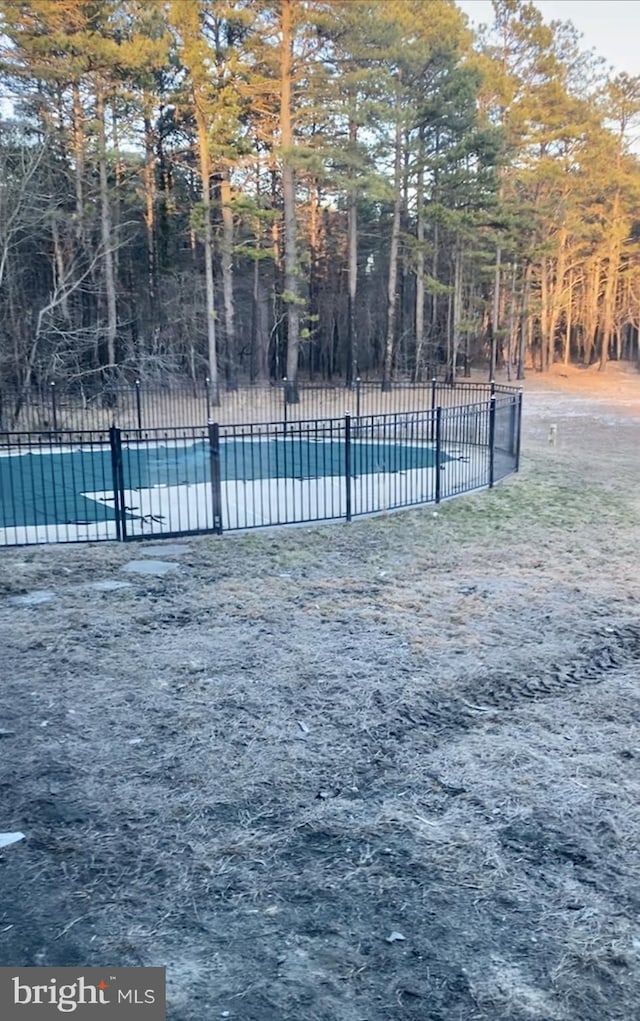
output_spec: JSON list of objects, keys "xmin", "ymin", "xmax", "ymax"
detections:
[{"xmin": 1, "ymin": 0, "xmax": 639, "ymax": 402}]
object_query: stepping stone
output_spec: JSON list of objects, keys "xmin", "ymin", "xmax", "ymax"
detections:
[
  {"xmin": 10, "ymin": 590, "xmax": 56, "ymax": 606},
  {"xmin": 138, "ymin": 544, "xmax": 191, "ymax": 557},
  {"xmin": 83, "ymin": 580, "xmax": 133, "ymax": 592},
  {"xmin": 121, "ymin": 560, "xmax": 179, "ymax": 577}
]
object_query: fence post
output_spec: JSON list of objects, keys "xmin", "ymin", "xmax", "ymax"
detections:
[
  {"xmin": 0, "ymin": 387, "xmax": 3, "ymax": 431},
  {"xmin": 208, "ymin": 420, "xmax": 223, "ymax": 535},
  {"xmin": 109, "ymin": 425, "xmax": 126, "ymax": 541},
  {"xmin": 490, "ymin": 378, "xmax": 496, "ymax": 397},
  {"xmin": 430, "ymin": 377, "xmax": 437, "ymax": 441},
  {"xmin": 489, "ymin": 395, "xmax": 496, "ymax": 488},
  {"xmin": 50, "ymin": 381, "xmax": 58, "ymax": 432},
  {"xmin": 515, "ymin": 389, "xmax": 523, "ymax": 472},
  {"xmin": 435, "ymin": 405, "xmax": 442, "ymax": 504},
  {"xmin": 135, "ymin": 379, "xmax": 142, "ymax": 430},
  {"xmin": 282, "ymin": 377, "xmax": 288, "ymax": 434},
  {"xmin": 345, "ymin": 412, "xmax": 352, "ymax": 522},
  {"xmin": 342, "ymin": 412, "xmax": 353, "ymax": 522}
]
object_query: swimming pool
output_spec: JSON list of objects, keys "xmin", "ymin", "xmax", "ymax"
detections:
[
  {"xmin": 0, "ymin": 433, "xmax": 464, "ymax": 542},
  {"xmin": 0, "ymin": 392, "xmax": 520, "ymax": 545}
]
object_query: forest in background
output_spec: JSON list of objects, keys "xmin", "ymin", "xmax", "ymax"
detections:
[{"xmin": 1, "ymin": 0, "xmax": 639, "ymax": 402}]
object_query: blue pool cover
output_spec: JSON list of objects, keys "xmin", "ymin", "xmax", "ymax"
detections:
[{"xmin": 0, "ymin": 437, "xmax": 448, "ymax": 527}]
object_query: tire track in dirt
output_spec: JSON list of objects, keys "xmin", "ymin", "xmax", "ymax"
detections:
[
  {"xmin": 464, "ymin": 621, "xmax": 640, "ymax": 707},
  {"xmin": 397, "ymin": 622, "xmax": 640, "ymax": 736}
]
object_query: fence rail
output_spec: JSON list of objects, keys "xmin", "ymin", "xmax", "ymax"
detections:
[{"xmin": 0, "ymin": 385, "xmax": 523, "ymax": 547}]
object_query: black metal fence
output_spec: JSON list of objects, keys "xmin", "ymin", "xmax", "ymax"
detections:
[
  {"xmin": 0, "ymin": 387, "xmax": 522, "ymax": 547},
  {"xmin": 0, "ymin": 377, "xmax": 516, "ymax": 432},
  {"xmin": 0, "ymin": 429, "xmax": 122, "ymax": 545}
]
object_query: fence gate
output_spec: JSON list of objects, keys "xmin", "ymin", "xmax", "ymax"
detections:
[{"xmin": 113, "ymin": 425, "xmax": 222, "ymax": 541}]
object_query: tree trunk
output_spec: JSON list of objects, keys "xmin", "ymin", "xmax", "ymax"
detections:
[
  {"xmin": 50, "ymin": 216, "xmax": 69, "ymax": 322},
  {"xmin": 563, "ymin": 269, "xmax": 573, "ymax": 364},
  {"xmin": 517, "ymin": 264, "xmax": 530, "ymax": 380},
  {"xmin": 505, "ymin": 260, "xmax": 517, "ymax": 381},
  {"xmin": 220, "ymin": 171, "xmax": 237, "ymax": 388},
  {"xmin": 539, "ymin": 259, "xmax": 549, "ymax": 371},
  {"xmin": 490, "ymin": 246, "xmax": 501, "ymax": 379},
  {"xmin": 251, "ymin": 160, "xmax": 269, "ymax": 383},
  {"xmin": 194, "ymin": 102, "xmax": 218, "ymax": 393},
  {"xmin": 143, "ymin": 111, "xmax": 157, "ymax": 312},
  {"xmin": 445, "ymin": 284, "xmax": 453, "ymax": 382},
  {"xmin": 157, "ymin": 109, "xmax": 171, "ymax": 271},
  {"xmin": 382, "ymin": 111, "xmax": 403, "ymax": 391},
  {"xmin": 430, "ymin": 128, "xmax": 441, "ymax": 377},
  {"xmin": 431, "ymin": 217, "xmax": 439, "ymax": 342},
  {"xmin": 584, "ymin": 257, "xmax": 600, "ymax": 365},
  {"xmin": 600, "ymin": 193, "xmax": 621, "ymax": 372},
  {"xmin": 548, "ymin": 226, "xmax": 567, "ymax": 368},
  {"xmin": 398, "ymin": 136, "xmax": 410, "ymax": 370},
  {"xmin": 414, "ymin": 130, "xmax": 425, "ymax": 382},
  {"xmin": 96, "ymin": 86, "xmax": 117, "ymax": 367},
  {"xmin": 281, "ymin": 0, "xmax": 301, "ymax": 403},
  {"xmin": 346, "ymin": 120, "xmax": 358, "ymax": 386},
  {"xmin": 268, "ymin": 163, "xmax": 283, "ymax": 377},
  {"xmin": 308, "ymin": 180, "xmax": 320, "ymax": 380},
  {"xmin": 451, "ymin": 245, "xmax": 463, "ymax": 382},
  {"xmin": 111, "ymin": 96, "xmax": 122, "ymax": 281},
  {"xmin": 253, "ymin": 258, "xmax": 270, "ymax": 384},
  {"xmin": 71, "ymin": 82, "xmax": 84, "ymax": 238}
]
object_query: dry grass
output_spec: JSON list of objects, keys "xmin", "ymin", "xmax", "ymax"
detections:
[{"xmin": 0, "ymin": 363, "xmax": 640, "ymax": 1020}]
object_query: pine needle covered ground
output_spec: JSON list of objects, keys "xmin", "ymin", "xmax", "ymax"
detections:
[{"xmin": 1, "ymin": 366, "xmax": 639, "ymax": 1021}]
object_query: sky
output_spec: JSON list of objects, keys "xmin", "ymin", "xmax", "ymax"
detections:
[{"xmin": 458, "ymin": 0, "xmax": 640, "ymax": 77}]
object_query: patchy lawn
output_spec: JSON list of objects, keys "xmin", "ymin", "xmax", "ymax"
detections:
[{"xmin": 1, "ymin": 365, "xmax": 640, "ymax": 1020}]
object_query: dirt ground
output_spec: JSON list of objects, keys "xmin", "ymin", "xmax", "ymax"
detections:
[{"xmin": 1, "ymin": 362, "xmax": 639, "ymax": 1020}]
